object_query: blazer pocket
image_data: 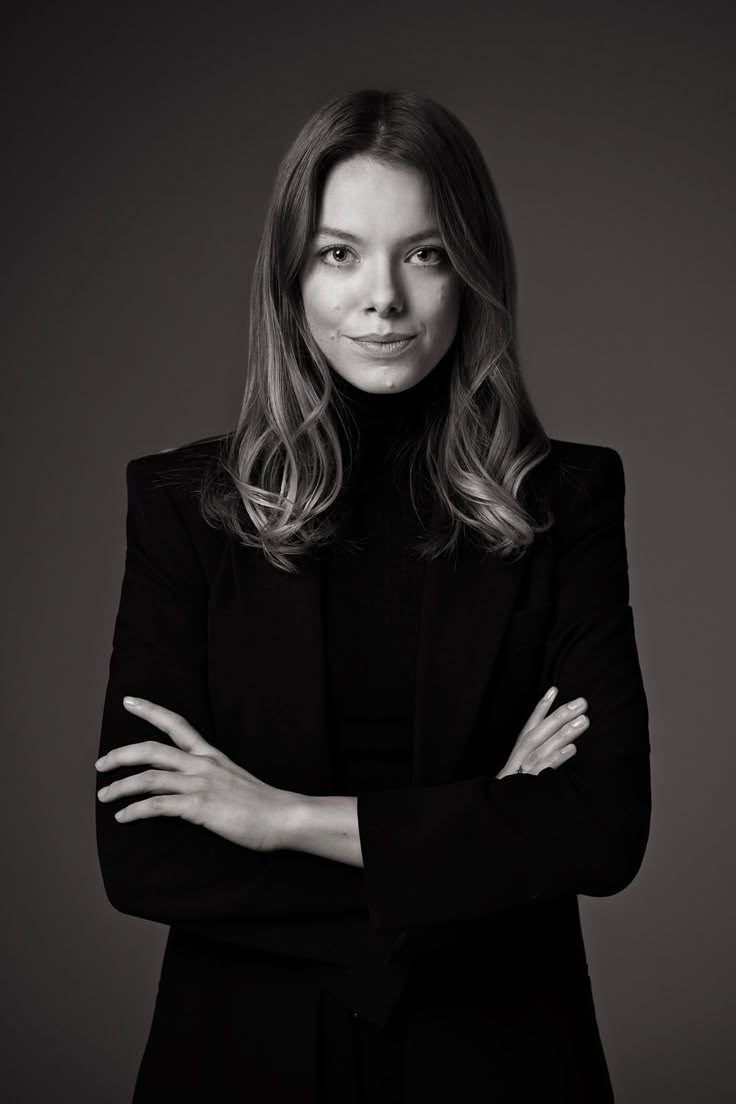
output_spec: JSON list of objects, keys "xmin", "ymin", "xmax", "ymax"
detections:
[{"xmin": 503, "ymin": 602, "xmax": 555, "ymax": 651}]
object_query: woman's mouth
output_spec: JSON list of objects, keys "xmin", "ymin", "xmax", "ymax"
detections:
[{"xmin": 347, "ymin": 335, "xmax": 417, "ymax": 358}]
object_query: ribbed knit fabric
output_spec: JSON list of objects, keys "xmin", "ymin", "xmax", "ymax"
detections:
[{"xmin": 323, "ymin": 358, "xmax": 452, "ymax": 793}]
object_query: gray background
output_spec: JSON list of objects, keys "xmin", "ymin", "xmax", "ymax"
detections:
[{"xmin": 3, "ymin": 2, "xmax": 734, "ymax": 1100}]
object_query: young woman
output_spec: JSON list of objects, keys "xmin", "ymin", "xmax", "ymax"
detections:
[{"xmin": 95, "ymin": 88, "xmax": 651, "ymax": 1102}]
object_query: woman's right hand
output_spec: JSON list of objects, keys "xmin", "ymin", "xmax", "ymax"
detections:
[{"xmin": 495, "ymin": 687, "xmax": 589, "ymax": 779}]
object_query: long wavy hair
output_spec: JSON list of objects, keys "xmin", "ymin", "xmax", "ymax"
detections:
[{"xmin": 197, "ymin": 88, "xmax": 553, "ymax": 573}]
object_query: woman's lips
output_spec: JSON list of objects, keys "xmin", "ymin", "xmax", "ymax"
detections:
[{"xmin": 347, "ymin": 335, "xmax": 417, "ymax": 358}]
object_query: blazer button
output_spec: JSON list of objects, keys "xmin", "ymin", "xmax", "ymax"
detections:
[{"xmin": 352, "ymin": 1010, "xmax": 359, "ymax": 1019}]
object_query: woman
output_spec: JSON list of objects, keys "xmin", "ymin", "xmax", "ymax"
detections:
[{"xmin": 95, "ymin": 89, "xmax": 651, "ymax": 1102}]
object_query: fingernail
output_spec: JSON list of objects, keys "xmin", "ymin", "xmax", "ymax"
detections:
[
  {"xmin": 544, "ymin": 687, "xmax": 557, "ymax": 700},
  {"xmin": 571, "ymin": 716, "xmax": 587, "ymax": 727},
  {"xmin": 568, "ymin": 697, "xmax": 585, "ymax": 709},
  {"xmin": 123, "ymin": 696, "xmax": 140, "ymax": 707}
]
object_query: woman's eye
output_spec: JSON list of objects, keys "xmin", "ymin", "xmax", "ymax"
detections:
[
  {"xmin": 318, "ymin": 246, "xmax": 356, "ymax": 266},
  {"xmin": 410, "ymin": 247, "xmax": 446, "ymax": 265}
]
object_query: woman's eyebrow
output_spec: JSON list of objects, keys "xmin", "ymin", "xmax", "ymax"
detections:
[{"xmin": 314, "ymin": 225, "xmax": 443, "ymax": 244}]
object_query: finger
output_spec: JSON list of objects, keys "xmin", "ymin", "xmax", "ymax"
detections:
[
  {"xmin": 113, "ymin": 793, "xmax": 198, "ymax": 823},
  {"xmin": 519, "ymin": 687, "xmax": 558, "ymax": 736},
  {"xmin": 520, "ymin": 710, "xmax": 591, "ymax": 772},
  {"xmin": 95, "ymin": 740, "xmax": 197, "ymax": 774},
  {"xmin": 523, "ymin": 716, "xmax": 588, "ymax": 770},
  {"xmin": 526, "ymin": 697, "xmax": 588, "ymax": 750},
  {"xmin": 516, "ymin": 742, "xmax": 577, "ymax": 777},
  {"xmin": 534, "ymin": 743, "xmax": 577, "ymax": 774},
  {"xmin": 98, "ymin": 768, "xmax": 200, "ymax": 803},
  {"xmin": 537, "ymin": 715, "xmax": 588, "ymax": 756},
  {"xmin": 122, "ymin": 697, "xmax": 215, "ymax": 756}
]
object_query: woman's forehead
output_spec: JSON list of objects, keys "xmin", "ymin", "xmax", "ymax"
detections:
[{"xmin": 316, "ymin": 157, "xmax": 437, "ymax": 240}]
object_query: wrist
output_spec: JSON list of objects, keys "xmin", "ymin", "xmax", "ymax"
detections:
[
  {"xmin": 277, "ymin": 792, "xmax": 363, "ymax": 867},
  {"xmin": 277, "ymin": 791, "xmax": 312, "ymax": 850}
]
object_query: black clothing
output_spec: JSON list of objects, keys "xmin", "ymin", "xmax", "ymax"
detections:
[
  {"xmin": 317, "ymin": 986, "xmax": 409, "ymax": 1103},
  {"xmin": 96, "ymin": 355, "xmax": 649, "ymax": 1099},
  {"xmin": 324, "ymin": 365, "xmax": 444, "ymax": 797},
  {"xmin": 291, "ymin": 362, "xmax": 457, "ymax": 1029},
  {"xmin": 312, "ymin": 366, "xmax": 445, "ymax": 1087}
]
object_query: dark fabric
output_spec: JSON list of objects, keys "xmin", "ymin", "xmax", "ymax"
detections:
[
  {"xmin": 356, "ymin": 444, "xmax": 651, "ymax": 961},
  {"xmin": 130, "ymin": 933, "xmax": 323, "ymax": 1103},
  {"xmin": 130, "ymin": 924, "xmax": 613, "ymax": 1103},
  {"xmin": 96, "ymin": 378, "xmax": 649, "ymax": 1100},
  {"xmin": 317, "ymin": 986, "xmax": 409, "ymax": 1104},
  {"xmin": 323, "ymin": 363, "xmax": 438, "ymax": 795}
]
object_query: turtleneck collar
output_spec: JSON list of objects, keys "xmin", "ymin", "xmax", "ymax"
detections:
[{"xmin": 329, "ymin": 352, "xmax": 453, "ymax": 434}]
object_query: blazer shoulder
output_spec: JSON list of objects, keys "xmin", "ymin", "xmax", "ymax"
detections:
[
  {"xmin": 545, "ymin": 437, "xmax": 624, "ymax": 503},
  {"xmin": 127, "ymin": 431, "xmax": 231, "ymax": 475},
  {"xmin": 546, "ymin": 436, "xmax": 622, "ymax": 468},
  {"xmin": 124, "ymin": 433, "xmax": 235, "ymax": 574},
  {"xmin": 126, "ymin": 431, "xmax": 234, "ymax": 501}
]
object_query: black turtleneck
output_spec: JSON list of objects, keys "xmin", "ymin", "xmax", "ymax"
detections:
[
  {"xmin": 322, "ymin": 358, "xmax": 451, "ymax": 793},
  {"xmin": 285, "ymin": 358, "xmax": 454, "ymax": 1027}
]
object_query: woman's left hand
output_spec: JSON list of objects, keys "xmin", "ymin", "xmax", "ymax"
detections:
[{"xmin": 95, "ymin": 697, "xmax": 297, "ymax": 852}]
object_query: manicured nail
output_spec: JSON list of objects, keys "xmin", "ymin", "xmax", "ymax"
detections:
[
  {"xmin": 568, "ymin": 697, "xmax": 585, "ymax": 709},
  {"xmin": 123, "ymin": 696, "xmax": 140, "ymax": 707},
  {"xmin": 544, "ymin": 687, "xmax": 557, "ymax": 700},
  {"xmin": 571, "ymin": 716, "xmax": 587, "ymax": 727}
]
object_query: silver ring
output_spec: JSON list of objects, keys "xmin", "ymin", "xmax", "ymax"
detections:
[{"xmin": 517, "ymin": 765, "xmax": 528, "ymax": 774}]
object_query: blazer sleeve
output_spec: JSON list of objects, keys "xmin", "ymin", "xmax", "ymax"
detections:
[
  {"xmin": 95, "ymin": 458, "xmax": 370, "ymax": 961},
  {"xmin": 356, "ymin": 446, "xmax": 651, "ymax": 962}
]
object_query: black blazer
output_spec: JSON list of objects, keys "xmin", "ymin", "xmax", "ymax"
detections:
[{"xmin": 96, "ymin": 433, "xmax": 651, "ymax": 1103}]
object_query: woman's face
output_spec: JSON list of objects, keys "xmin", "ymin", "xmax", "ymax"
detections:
[{"xmin": 299, "ymin": 155, "xmax": 461, "ymax": 394}]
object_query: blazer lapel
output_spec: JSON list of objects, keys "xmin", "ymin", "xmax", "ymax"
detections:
[
  {"xmin": 411, "ymin": 500, "xmax": 528, "ymax": 786},
  {"xmin": 228, "ymin": 542, "xmax": 336, "ymax": 794}
]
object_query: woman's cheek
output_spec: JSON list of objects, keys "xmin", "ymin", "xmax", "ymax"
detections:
[
  {"xmin": 438, "ymin": 279, "xmax": 461, "ymax": 323},
  {"xmin": 423, "ymin": 284, "xmax": 457, "ymax": 327}
]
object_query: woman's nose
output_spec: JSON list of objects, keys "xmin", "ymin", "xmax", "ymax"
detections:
[{"xmin": 362, "ymin": 259, "xmax": 405, "ymax": 314}]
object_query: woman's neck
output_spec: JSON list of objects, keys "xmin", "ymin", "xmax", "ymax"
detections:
[{"xmin": 329, "ymin": 354, "xmax": 453, "ymax": 432}]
